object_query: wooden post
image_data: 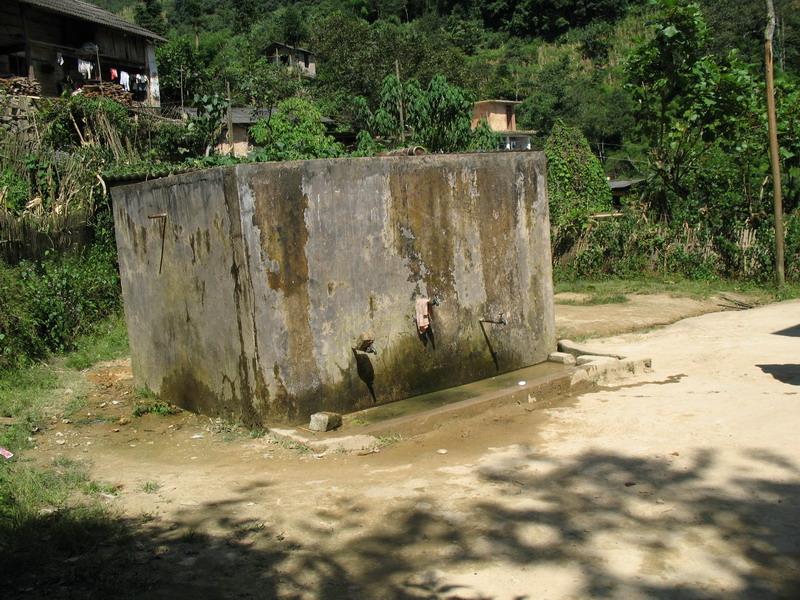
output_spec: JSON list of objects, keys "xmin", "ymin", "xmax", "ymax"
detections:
[
  {"xmin": 395, "ymin": 60, "xmax": 405, "ymax": 144},
  {"xmin": 18, "ymin": 4, "xmax": 34, "ymax": 81},
  {"xmin": 765, "ymin": 0, "xmax": 785, "ymax": 287}
]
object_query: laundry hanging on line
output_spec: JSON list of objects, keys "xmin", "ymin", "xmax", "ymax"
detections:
[
  {"xmin": 77, "ymin": 59, "xmax": 93, "ymax": 79},
  {"xmin": 119, "ymin": 70, "xmax": 130, "ymax": 91},
  {"xmin": 134, "ymin": 73, "xmax": 149, "ymax": 91}
]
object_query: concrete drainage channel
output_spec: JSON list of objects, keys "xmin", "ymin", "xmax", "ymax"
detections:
[{"xmin": 268, "ymin": 340, "xmax": 652, "ymax": 456}]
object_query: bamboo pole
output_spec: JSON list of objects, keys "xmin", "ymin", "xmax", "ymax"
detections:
[
  {"xmin": 226, "ymin": 80, "xmax": 234, "ymax": 157},
  {"xmin": 765, "ymin": 0, "xmax": 785, "ymax": 287},
  {"xmin": 395, "ymin": 60, "xmax": 405, "ymax": 144}
]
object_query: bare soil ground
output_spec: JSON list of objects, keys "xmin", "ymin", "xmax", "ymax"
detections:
[
  {"xmin": 14, "ymin": 296, "xmax": 800, "ymax": 598},
  {"xmin": 554, "ymin": 292, "xmax": 751, "ymax": 339}
]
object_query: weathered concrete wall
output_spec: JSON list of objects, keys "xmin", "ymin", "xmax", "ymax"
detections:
[{"xmin": 112, "ymin": 153, "xmax": 555, "ymax": 425}]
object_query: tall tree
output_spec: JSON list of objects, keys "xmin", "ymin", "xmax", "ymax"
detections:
[
  {"xmin": 626, "ymin": 0, "xmax": 756, "ymax": 217},
  {"xmin": 134, "ymin": 0, "xmax": 166, "ymax": 36}
]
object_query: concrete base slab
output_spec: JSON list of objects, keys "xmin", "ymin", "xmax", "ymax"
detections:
[
  {"xmin": 571, "ymin": 357, "xmax": 652, "ymax": 387},
  {"xmin": 558, "ymin": 339, "xmax": 625, "ymax": 359},
  {"xmin": 267, "ymin": 353, "xmax": 651, "ymax": 454}
]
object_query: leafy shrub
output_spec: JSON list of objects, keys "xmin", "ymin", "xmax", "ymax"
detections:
[
  {"xmin": 18, "ymin": 247, "xmax": 121, "ymax": 354},
  {"xmin": 0, "ymin": 169, "xmax": 29, "ymax": 214},
  {"xmin": 132, "ymin": 400, "xmax": 178, "ymax": 417},
  {"xmin": 0, "ymin": 264, "xmax": 46, "ymax": 371},
  {"xmin": 0, "ymin": 245, "xmax": 121, "ymax": 371},
  {"xmin": 148, "ymin": 122, "xmax": 207, "ymax": 163},
  {"xmin": 251, "ymin": 97, "xmax": 344, "ymax": 161}
]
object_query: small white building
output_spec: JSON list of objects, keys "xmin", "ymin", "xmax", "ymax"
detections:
[{"xmin": 471, "ymin": 99, "xmax": 534, "ymax": 150}]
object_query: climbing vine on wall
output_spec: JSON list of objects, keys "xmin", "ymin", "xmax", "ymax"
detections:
[{"xmin": 545, "ymin": 119, "xmax": 613, "ymax": 249}]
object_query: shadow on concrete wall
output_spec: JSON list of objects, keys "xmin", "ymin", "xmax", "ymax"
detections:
[{"xmin": 3, "ymin": 448, "xmax": 800, "ymax": 598}]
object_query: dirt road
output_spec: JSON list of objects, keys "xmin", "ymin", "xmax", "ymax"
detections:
[{"xmin": 23, "ymin": 300, "xmax": 800, "ymax": 598}]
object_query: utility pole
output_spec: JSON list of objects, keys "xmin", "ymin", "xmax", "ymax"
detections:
[
  {"xmin": 765, "ymin": 0, "xmax": 785, "ymax": 287},
  {"xmin": 395, "ymin": 60, "xmax": 405, "ymax": 144}
]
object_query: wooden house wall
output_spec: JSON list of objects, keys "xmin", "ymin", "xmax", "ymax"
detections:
[
  {"xmin": 0, "ymin": 3, "xmax": 25, "ymax": 43},
  {"xmin": 3, "ymin": 1, "xmax": 151, "ymax": 97}
]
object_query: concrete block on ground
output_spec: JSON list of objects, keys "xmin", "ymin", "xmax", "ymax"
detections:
[
  {"xmin": 112, "ymin": 153, "xmax": 556, "ymax": 425},
  {"xmin": 548, "ymin": 352, "xmax": 577, "ymax": 365},
  {"xmin": 309, "ymin": 412, "xmax": 342, "ymax": 432}
]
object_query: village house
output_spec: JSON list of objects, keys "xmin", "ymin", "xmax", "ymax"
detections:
[
  {"xmin": 0, "ymin": 0, "xmax": 164, "ymax": 106},
  {"xmin": 266, "ymin": 42, "xmax": 316, "ymax": 78},
  {"xmin": 182, "ymin": 106, "xmax": 337, "ymax": 158},
  {"xmin": 472, "ymin": 99, "xmax": 534, "ymax": 150},
  {"xmin": 182, "ymin": 107, "xmax": 272, "ymax": 157}
]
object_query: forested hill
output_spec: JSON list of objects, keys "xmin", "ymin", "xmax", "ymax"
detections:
[{"xmin": 89, "ymin": 1, "xmax": 799, "ymax": 166}]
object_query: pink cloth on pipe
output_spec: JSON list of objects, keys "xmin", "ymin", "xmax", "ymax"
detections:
[{"xmin": 415, "ymin": 297, "xmax": 430, "ymax": 334}]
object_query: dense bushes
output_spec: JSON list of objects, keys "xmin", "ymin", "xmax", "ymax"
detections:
[
  {"xmin": 0, "ymin": 244, "xmax": 120, "ymax": 371},
  {"xmin": 553, "ymin": 206, "xmax": 787, "ymax": 283}
]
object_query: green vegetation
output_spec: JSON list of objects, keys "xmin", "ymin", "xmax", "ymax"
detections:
[
  {"xmin": 251, "ymin": 97, "xmax": 344, "ymax": 160},
  {"xmin": 546, "ymin": 120, "xmax": 613, "ymax": 252},
  {"xmin": 64, "ymin": 316, "xmax": 129, "ymax": 370},
  {"xmin": 139, "ymin": 480, "xmax": 161, "ymax": 493},
  {"xmin": 0, "ymin": 244, "xmax": 121, "ymax": 371},
  {"xmin": 554, "ymin": 277, "xmax": 800, "ymax": 302},
  {"xmin": 132, "ymin": 398, "xmax": 179, "ymax": 417},
  {"xmin": 555, "ymin": 293, "xmax": 629, "ymax": 306}
]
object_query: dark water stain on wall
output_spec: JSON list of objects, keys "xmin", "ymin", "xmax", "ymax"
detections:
[{"xmin": 247, "ymin": 168, "xmax": 321, "ymax": 421}]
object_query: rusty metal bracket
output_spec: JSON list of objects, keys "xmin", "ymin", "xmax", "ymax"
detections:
[{"xmin": 148, "ymin": 213, "xmax": 167, "ymax": 274}]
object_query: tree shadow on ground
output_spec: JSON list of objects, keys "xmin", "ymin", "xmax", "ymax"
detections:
[
  {"xmin": 757, "ymin": 364, "xmax": 800, "ymax": 386},
  {"xmin": 3, "ymin": 447, "xmax": 800, "ymax": 599},
  {"xmin": 772, "ymin": 324, "xmax": 800, "ymax": 337}
]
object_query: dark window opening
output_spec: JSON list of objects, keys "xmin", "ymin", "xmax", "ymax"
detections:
[{"xmin": 6, "ymin": 53, "xmax": 27, "ymax": 77}]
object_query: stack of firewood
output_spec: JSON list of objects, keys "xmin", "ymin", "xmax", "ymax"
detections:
[
  {"xmin": 0, "ymin": 77, "xmax": 41, "ymax": 96},
  {"xmin": 76, "ymin": 83, "xmax": 132, "ymax": 106}
]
